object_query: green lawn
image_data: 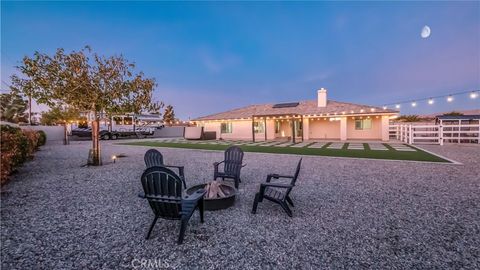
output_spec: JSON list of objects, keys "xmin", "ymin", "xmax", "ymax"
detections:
[{"xmin": 121, "ymin": 141, "xmax": 450, "ymax": 163}]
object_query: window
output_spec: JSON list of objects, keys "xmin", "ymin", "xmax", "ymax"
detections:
[
  {"xmin": 254, "ymin": 121, "xmax": 265, "ymax": 133},
  {"xmin": 355, "ymin": 119, "xmax": 372, "ymax": 130},
  {"xmin": 220, "ymin": 122, "xmax": 233, "ymax": 134},
  {"xmin": 275, "ymin": 121, "xmax": 281, "ymax": 133}
]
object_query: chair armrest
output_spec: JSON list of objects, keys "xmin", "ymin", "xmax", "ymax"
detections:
[
  {"xmin": 183, "ymin": 189, "xmax": 206, "ymax": 202},
  {"xmin": 266, "ymin": 174, "xmax": 294, "ymax": 183},
  {"xmin": 261, "ymin": 183, "xmax": 293, "ymax": 189},
  {"xmin": 241, "ymin": 163, "xmax": 247, "ymax": 168},
  {"xmin": 213, "ymin": 160, "xmax": 225, "ymax": 167},
  {"xmin": 138, "ymin": 193, "xmax": 146, "ymax": 199}
]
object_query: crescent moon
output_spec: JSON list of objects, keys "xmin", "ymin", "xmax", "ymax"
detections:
[{"xmin": 421, "ymin": 25, "xmax": 431, "ymax": 38}]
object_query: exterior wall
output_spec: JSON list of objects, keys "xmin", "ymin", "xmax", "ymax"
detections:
[
  {"xmin": 21, "ymin": 125, "xmax": 64, "ymax": 141},
  {"xmin": 346, "ymin": 117, "xmax": 382, "ymax": 140},
  {"xmin": 203, "ymin": 120, "xmax": 253, "ymax": 140},
  {"xmin": 309, "ymin": 118, "xmax": 341, "ymax": 139}
]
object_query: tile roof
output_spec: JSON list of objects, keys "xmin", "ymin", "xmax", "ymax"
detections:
[{"xmin": 193, "ymin": 100, "xmax": 398, "ymax": 121}]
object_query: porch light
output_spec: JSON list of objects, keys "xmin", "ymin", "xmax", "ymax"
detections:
[
  {"xmin": 428, "ymin": 99, "xmax": 434, "ymax": 105},
  {"xmin": 447, "ymin": 96, "xmax": 453, "ymax": 102},
  {"xmin": 470, "ymin": 91, "xmax": 478, "ymax": 99}
]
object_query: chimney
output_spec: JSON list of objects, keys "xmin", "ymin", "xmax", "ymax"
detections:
[{"xmin": 317, "ymin": 88, "xmax": 327, "ymax": 107}]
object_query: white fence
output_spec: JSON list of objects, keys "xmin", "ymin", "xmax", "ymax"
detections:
[{"xmin": 390, "ymin": 122, "xmax": 480, "ymax": 145}]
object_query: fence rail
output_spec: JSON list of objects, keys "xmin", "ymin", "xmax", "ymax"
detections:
[{"xmin": 390, "ymin": 122, "xmax": 480, "ymax": 145}]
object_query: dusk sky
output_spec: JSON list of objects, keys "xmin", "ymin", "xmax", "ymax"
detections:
[{"xmin": 1, "ymin": 1, "xmax": 479, "ymax": 119}]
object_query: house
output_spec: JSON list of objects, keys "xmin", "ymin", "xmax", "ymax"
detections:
[{"xmin": 192, "ymin": 88, "xmax": 399, "ymax": 142}]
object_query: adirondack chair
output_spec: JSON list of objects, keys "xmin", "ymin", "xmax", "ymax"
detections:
[
  {"xmin": 139, "ymin": 166, "xmax": 206, "ymax": 244},
  {"xmin": 251, "ymin": 158, "xmax": 302, "ymax": 217},
  {"xmin": 144, "ymin": 149, "xmax": 187, "ymax": 188},
  {"xmin": 213, "ymin": 146, "xmax": 245, "ymax": 188}
]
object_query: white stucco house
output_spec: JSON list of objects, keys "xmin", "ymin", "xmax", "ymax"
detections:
[{"xmin": 192, "ymin": 89, "xmax": 399, "ymax": 142}]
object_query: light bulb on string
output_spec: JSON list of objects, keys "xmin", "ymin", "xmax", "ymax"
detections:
[
  {"xmin": 411, "ymin": 102, "xmax": 417, "ymax": 107},
  {"xmin": 447, "ymin": 96, "xmax": 454, "ymax": 102},
  {"xmin": 395, "ymin": 104, "xmax": 401, "ymax": 109},
  {"xmin": 470, "ymin": 91, "xmax": 478, "ymax": 99},
  {"xmin": 428, "ymin": 98, "xmax": 434, "ymax": 105}
]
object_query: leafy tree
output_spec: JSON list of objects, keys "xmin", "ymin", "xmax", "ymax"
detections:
[
  {"xmin": 40, "ymin": 106, "xmax": 81, "ymax": 126},
  {"xmin": 443, "ymin": 111, "xmax": 464, "ymax": 116},
  {"xmin": 0, "ymin": 92, "xmax": 27, "ymax": 123},
  {"xmin": 163, "ymin": 105, "xmax": 175, "ymax": 125},
  {"xmin": 10, "ymin": 46, "xmax": 156, "ymax": 165},
  {"xmin": 148, "ymin": 101, "xmax": 164, "ymax": 115}
]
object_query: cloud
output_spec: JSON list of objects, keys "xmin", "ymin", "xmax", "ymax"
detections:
[
  {"xmin": 302, "ymin": 71, "xmax": 332, "ymax": 83},
  {"xmin": 198, "ymin": 49, "xmax": 242, "ymax": 74}
]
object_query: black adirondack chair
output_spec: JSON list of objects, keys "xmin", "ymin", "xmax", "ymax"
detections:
[
  {"xmin": 251, "ymin": 158, "xmax": 302, "ymax": 217},
  {"xmin": 213, "ymin": 146, "xmax": 245, "ymax": 188},
  {"xmin": 139, "ymin": 166, "xmax": 206, "ymax": 244},
  {"xmin": 144, "ymin": 149, "xmax": 187, "ymax": 188}
]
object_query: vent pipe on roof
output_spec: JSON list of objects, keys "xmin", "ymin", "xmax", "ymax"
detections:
[{"xmin": 317, "ymin": 88, "xmax": 327, "ymax": 107}]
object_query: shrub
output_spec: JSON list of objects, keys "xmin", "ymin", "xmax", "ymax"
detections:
[
  {"xmin": 37, "ymin": 130, "xmax": 47, "ymax": 146},
  {"xmin": 0, "ymin": 125, "xmax": 42, "ymax": 185}
]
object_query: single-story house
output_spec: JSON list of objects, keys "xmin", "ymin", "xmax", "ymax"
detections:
[{"xmin": 192, "ymin": 89, "xmax": 399, "ymax": 142}]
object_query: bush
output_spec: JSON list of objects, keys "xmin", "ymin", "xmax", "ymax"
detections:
[
  {"xmin": 36, "ymin": 130, "xmax": 47, "ymax": 147},
  {"xmin": 0, "ymin": 125, "xmax": 41, "ymax": 185}
]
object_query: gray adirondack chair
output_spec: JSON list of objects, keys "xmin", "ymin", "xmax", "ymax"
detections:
[
  {"xmin": 213, "ymin": 146, "xmax": 245, "ymax": 188},
  {"xmin": 144, "ymin": 149, "xmax": 187, "ymax": 188},
  {"xmin": 139, "ymin": 166, "xmax": 206, "ymax": 244},
  {"xmin": 251, "ymin": 158, "xmax": 302, "ymax": 217}
]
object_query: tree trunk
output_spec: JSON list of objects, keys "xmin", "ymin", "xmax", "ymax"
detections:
[
  {"xmin": 91, "ymin": 117, "xmax": 102, "ymax": 166},
  {"xmin": 63, "ymin": 123, "xmax": 69, "ymax": 145},
  {"xmin": 28, "ymin": 96, "xmax": 32, "ymax": 125}
]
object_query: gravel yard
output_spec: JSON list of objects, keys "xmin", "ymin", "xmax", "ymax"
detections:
[{"xmin": 1, "ymin": 140, "xmax": 479, "ymax": 269}]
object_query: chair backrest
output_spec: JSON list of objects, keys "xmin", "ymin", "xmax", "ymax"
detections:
[
  {"xmin": 144, "ymin": 149, "xmax": 164, "ymax": 168},
  {"xmin": 141, "ymin": 166, "xmax": 183, "ymax": 219},
  {"xmin": 290, "ymin": 158, "xmax": 302, "ymax": 186},
  {"xmin": 224, "ymin": 146, "xmax": 244, "ymax": 175}
]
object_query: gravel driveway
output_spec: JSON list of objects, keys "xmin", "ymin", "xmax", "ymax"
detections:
[{"xmin": 1, "ymin": 140, "xmax": 479, "ymax": 269}]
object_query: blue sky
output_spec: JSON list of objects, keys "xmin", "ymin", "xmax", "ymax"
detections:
[{"xmin": 1, "ymin": 1, "xmax": 479, "ymax": 119}]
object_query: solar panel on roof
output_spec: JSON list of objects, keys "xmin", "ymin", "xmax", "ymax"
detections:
[{"xmin": 272, "ymin": 102, "xmax": 299, "ymax": 108}]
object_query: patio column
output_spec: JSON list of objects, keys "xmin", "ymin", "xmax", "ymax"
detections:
[
  {"xmin": 251, "ymin": 117, "xmax": 255, "ymax": 142},
  {"xmin": 340, "ymin": 117, "xmax": 347, "ymax": 141},
  {"xmin": 291, "ymin": 117, "xmax": 296, "ymax": 143},
  {"xmin": 264, "ymin": 117, "xmax": 267, "ymax": 141},
  {"xmin": 381, "ymin": 116, "xmax": 389, "ymax": 141},
  {"xmin": 303, "ymin": 117, "xmax": 310, "ymax": 140},
  {"xmin": 300, "ymin": 115, "xmax": 304, "ymax": 142}
]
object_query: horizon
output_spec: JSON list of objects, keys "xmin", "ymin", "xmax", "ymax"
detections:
[{"xmin": 1, "ymin": 1, "xmax": 479, "ymax": 119}]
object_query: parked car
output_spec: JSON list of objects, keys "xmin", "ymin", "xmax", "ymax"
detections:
[{"xmin": 71, "ymin": 128, "xmax": 118, "ymax": 140}]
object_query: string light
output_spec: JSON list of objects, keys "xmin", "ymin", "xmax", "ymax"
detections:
[
  {"xmin": 470, "ymin": 91, "xmax": 478, "ymax": 99},
  {"xmin": 380, "ymin": 90, "xmax": 476, "ymax": 109}
]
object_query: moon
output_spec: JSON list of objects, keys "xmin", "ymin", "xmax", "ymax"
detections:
[{"xmin": 421, "ymin": 25, "xmax": 431, "ymax": 38}]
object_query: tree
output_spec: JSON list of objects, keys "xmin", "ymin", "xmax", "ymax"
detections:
[
  {"xmin": 40, "ymin": 106, "xmax": 80, "ymax": 126},
  {"xmin": 396, "ymin": 115, "xmax": 422, "ymax": 122},
  {"xmin": 10, "ymin": 46, "xmax": 156, "ymax": 165},
  {"xmin": 163, "ymin": 105, "xmax": 175, "ymax": 125},
  {"xmin": 148, "ymin": 101, "xmax": 164, "ymax": 115},
  {"xmin": 443, "ymin": 111, "xmax": 464, "ymax": 116},
  {"xmin": 0, "ymin": 92, "xmax": 27, "ymax": 123}
]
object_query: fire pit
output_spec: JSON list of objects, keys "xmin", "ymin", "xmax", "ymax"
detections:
[{"xmin": 186, "ymin": 181, "xmax": 236, "ymax": 211}]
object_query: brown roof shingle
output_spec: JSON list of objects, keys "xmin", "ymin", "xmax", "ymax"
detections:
[{"xmin": 193, "ymin": 100, "xmax": 398, "ymax": 121}]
